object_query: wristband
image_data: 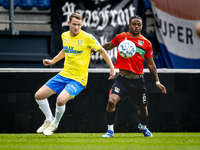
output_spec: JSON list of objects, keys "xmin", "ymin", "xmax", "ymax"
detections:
[{"xmin": 156, "ymin": 81, "xmax": 161, "ymax": 85}]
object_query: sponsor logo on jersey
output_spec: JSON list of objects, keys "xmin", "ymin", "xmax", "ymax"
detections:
[
  {"xmin": 138, "ymin": 40, "xmax": 144, "ymax": 46},
  {"xmin": 63, "ymin": 39, "xmax": 70, "ymax": 44},
  {"xmin": 64, "ymin": 46, "xmax": 83, "ymax": 54},
  {"xmin": 114, "ymin": 87, "xmax": 120, "ymax": 93}
]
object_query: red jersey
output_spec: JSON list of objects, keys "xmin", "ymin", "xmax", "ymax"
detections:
[{"xmin": 111, "ymin": 32, "xmax": 153, "ymax": 74}]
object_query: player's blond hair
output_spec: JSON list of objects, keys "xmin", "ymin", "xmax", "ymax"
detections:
[{"xmin": 69, "ymin": 13, "xmax": 83, "ymax": 21}]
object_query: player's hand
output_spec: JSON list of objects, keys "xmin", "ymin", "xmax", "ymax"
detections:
[
  {"xmin": 91, "ymin": 48, "xmax": 97, "ymax": 55},
  {"xmin": 157, "ymin": 84, "xmax": 167, "ymax": 94},
  {"xmin": 43, "ymin": 59, "xmax": 53, "ymax": 66},
  {"xmin": 108, "ymin": 68, "xmax": 115, "ymax": 80}
]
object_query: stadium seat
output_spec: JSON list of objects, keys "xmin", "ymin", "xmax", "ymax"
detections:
[
  {"xmin": 0, "ymin": 0, "xmax": 3, "ymax": 6},
  {"xmin": 0, "ymin": 0, "xmax": 50, "ymax": 10},
  {"xmin": 145, "ymin": 0, "xmax": 152, "ymax": 10},
  {"xmin": 31, "ymin": 0, "xmax": 50, "ymax": 10},
  {"xmin": 15, "ymin": 0, "xmax": 33, "ymax": 10},
  {"xmin": 0, "ymin": 0, "xmax": 29, "ymax": 10},
  {"xmin": 0, "ymin": 0, "xmax": 10, "ymax": 9}
]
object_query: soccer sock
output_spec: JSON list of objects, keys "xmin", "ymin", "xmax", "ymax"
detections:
[
  {"xmin": 139, "ymin": 115, "xmax": 148, "ymax": 129},
  {"xmin": 106, "ymin": 111, "xmax": 116, "ymax": 131},
  {"xmin": 108, "ymin": 124, "xmax": 114, "ymax": 132},
  {"xmin": 141, "ymin": 124, "xmax": 146, "ymax": 130},
  {"xmin": 53, "ymin": 104, "xmax": 66, "ymax": 126},
  {"xmin": 36, "ymin": 99, "xmax": 53, "ymax": 123}
]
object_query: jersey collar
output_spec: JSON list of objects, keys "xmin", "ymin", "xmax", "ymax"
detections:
[{"xmin": 129, "ymin": 32, "xmax": 141, "ymax": 38}]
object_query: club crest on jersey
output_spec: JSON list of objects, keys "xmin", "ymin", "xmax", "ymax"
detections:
[
  {"xmin": 77, "ymin": 39, "xmax": 83, "ymax": 47},
  {"xmin": 138, "ymin": 40, "xmax": 144, "ymax": 46},
  {"xmin": 114, "ymin": 87, "xmax": 120, "ymax": 93}
]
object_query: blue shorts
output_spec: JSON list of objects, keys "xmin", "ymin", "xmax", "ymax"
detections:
[{"xmin": 45, "ymin": 74, "xmax": 85, "ymax": 99}]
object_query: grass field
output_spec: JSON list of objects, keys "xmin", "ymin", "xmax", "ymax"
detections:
[{"xmin": 0, "ymin": 132, "xmax": 200, "ymax": 150}]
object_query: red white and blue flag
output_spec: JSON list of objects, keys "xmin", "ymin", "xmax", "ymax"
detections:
[{"xmin": 150, "ymin": 0, "xmax": 200, "ymax": 68}]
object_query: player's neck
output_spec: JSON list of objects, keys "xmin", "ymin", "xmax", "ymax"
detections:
[
  {"xmin": 70, "ymin": 30, "xmax": 81, "ymax": 37},
  {"xmin": 129, "ymin": 32, "xmax": 140, "ymax": 36}
]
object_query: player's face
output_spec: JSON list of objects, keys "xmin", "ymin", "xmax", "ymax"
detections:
[
  {"xmin": 68, "ymin": 17, "xmax": 82, "ymax": 37},
  {"xmin": 129, "ymin": 19, "xmax": 143, "ymax": 35}
]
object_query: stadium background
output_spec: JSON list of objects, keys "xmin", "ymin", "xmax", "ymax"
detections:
[{"xmin": 0, "ymin": 0, "xmax": 200, "ymax": 133}]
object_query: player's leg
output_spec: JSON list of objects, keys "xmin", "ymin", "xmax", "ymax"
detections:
[
  {"xmin": 43, "ymin": 80, "xmax": 84, "ymax": 136},
  {"xmin": 102, "ymin": 75, "xmax": 126, "ymax": 138},
  {"xmin": 35, "ymin": 85, "xmax": 56, "ymax": 133},
  {"xmin": 102, "ymin": 93, "xmax": 121, "ymax": 137},
  {"xmin": 129, "ymin": 75, "xmax": 153, "ymax": 137},
  {"xmin": 42, "ymin": 89, "xmax": 70, "ymax": 136},
  {"xmin": 137, "ymin": 105, "xmax": 153, "ymax": 137},
  {"xmin": 35, "ymin": 74, "xmax": 66, "ymax": 133}
]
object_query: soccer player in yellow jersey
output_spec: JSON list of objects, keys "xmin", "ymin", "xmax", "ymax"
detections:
[{"xmin": 34, "ymin": 13, "xmax": 115, "ymax": 136}]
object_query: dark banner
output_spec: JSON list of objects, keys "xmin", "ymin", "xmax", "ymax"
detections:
[{"xmin": 50, "ymin": 0, "xmax": 144, "ymax": 68}]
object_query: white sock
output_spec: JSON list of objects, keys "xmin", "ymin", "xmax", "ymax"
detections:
[
  {"xmin": 108, "ymin": 124, "xmax": 114, "ymax": 132},
  {"xmin": 36, "ymin": 99, "xmax": 53, "ymax": 123},
  {"xmin": 141, "ymin": 124, "xmax": 146, "ymax": 130},
  {"xmin": 53, "ymin": 104, "xmax": 66, "ymax": 126}
]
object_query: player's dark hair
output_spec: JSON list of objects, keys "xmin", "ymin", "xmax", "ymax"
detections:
[
  {"xmin": 69, "ymin": 13, "xmax": 83, "ymax": 21},
  {"xmin": 129, "ymin": 15, "xmax": 143, "ymax": 23}
]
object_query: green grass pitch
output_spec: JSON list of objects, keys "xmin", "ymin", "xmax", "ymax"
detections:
[{"xmin": 0, "ymin": 132, "xmax": 200, "ymax": 150}]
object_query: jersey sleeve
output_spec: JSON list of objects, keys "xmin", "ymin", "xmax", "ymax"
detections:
[
  {"xmin": 88, "ymin": 34, "xmax": 101, "ymax": 51},
  {"xmin": 145, "ymin": 42, "xmax": 153, "ymax": 59},
  {"xmin": 111, "ymin": 35, "xmax": 120, "ymax": 46},
  {"xmin": 111, "ymin": 32, "xmax": 126, "ymax": 46}
]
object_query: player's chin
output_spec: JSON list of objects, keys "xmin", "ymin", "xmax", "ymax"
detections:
[{"xmin": 133, "ymin": 31, "xmax": 139, "ymax": 35}]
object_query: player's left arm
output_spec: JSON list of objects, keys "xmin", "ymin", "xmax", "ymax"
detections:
[
  {"xmin": 146, "ymin": 58, "xmax": 167, "ymax": 94},
  {"xmin": 98, "ymin": 47, "xmax": 115, "ymax": 80}
]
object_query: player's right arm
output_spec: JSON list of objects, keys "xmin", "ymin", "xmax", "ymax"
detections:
[
  {"xmin": 91, "ymin": 42, "xmax": 116, "ymax": 55},
  {"xmin": 43, "ymin": 49, "xmax": 65, "ymax": 66},
  {"xmin": 102, "ymin": 42, "xmax": 116, "ymax": 51}
]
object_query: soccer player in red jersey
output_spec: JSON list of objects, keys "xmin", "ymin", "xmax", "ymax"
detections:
[{"xmin": 101, "ymin": 15, "xmax": 167, "ymax": 137}]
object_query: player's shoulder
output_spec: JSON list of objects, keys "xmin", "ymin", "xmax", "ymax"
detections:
[
  {"xmin": 139, "ymin": 34, "xmax": 152, "ymax": 45},
  {"xmin": 81, "ymin": 30, "xmax": 98, "ymax": 42},
  {"xmin": 139, "ymin": 34, "xmax": 150, "ymax": 42},
  {"xmin": 118, "ymin": 32, "xmax": 128, "ymax": 36},
  {"xmin": 114, "ymin": 32, "xmax": 129, "ymax": 40},
  {"xmin": 80, "ymin": 30, "xmax": 90, "ymax": 36},
  {"xmin": 79, "ymin": 30, "xmax": 93, "ymax": 38},
  {"xmin": 61, "ymin": 31, "xmax": 70, "ymax": 37}
]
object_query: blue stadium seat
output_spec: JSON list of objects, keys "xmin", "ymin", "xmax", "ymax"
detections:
[
  {"xmin": 0, "ymin": 0, "xmax": 50, "ymax": 10},
  {"xmin": 145, "ymin": 0, "xmax": 152, "ymax": 10},
  {"xmin": 31, "ymin": 0, "xmax": 50, "ymax": 10},
  {"xmin": 16, "ymin": 0, "xmax": 33, "ymax": 10},
  {"xmin": 0, "ymin": 0, "xmax": 31, "ymax": 10},
  {"xmin": 0, "ymin": 0, "xmax": 10, "ymax": 9},
  {"xmin": 0, "ymin": 0, "xmax": 4, "ymax": 6}
]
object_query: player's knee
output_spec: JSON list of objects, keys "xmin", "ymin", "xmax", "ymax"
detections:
[
  {"xmin": 56, "ymin": 97, "xmax": 66, "ymax": 106},
  {"xmin": 34, "ymin": 91, "xmax": 43, "ymax": 100},
  {"xmin": 108, "ymin": 98, "xmax": 116, "ymax": 108}
]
